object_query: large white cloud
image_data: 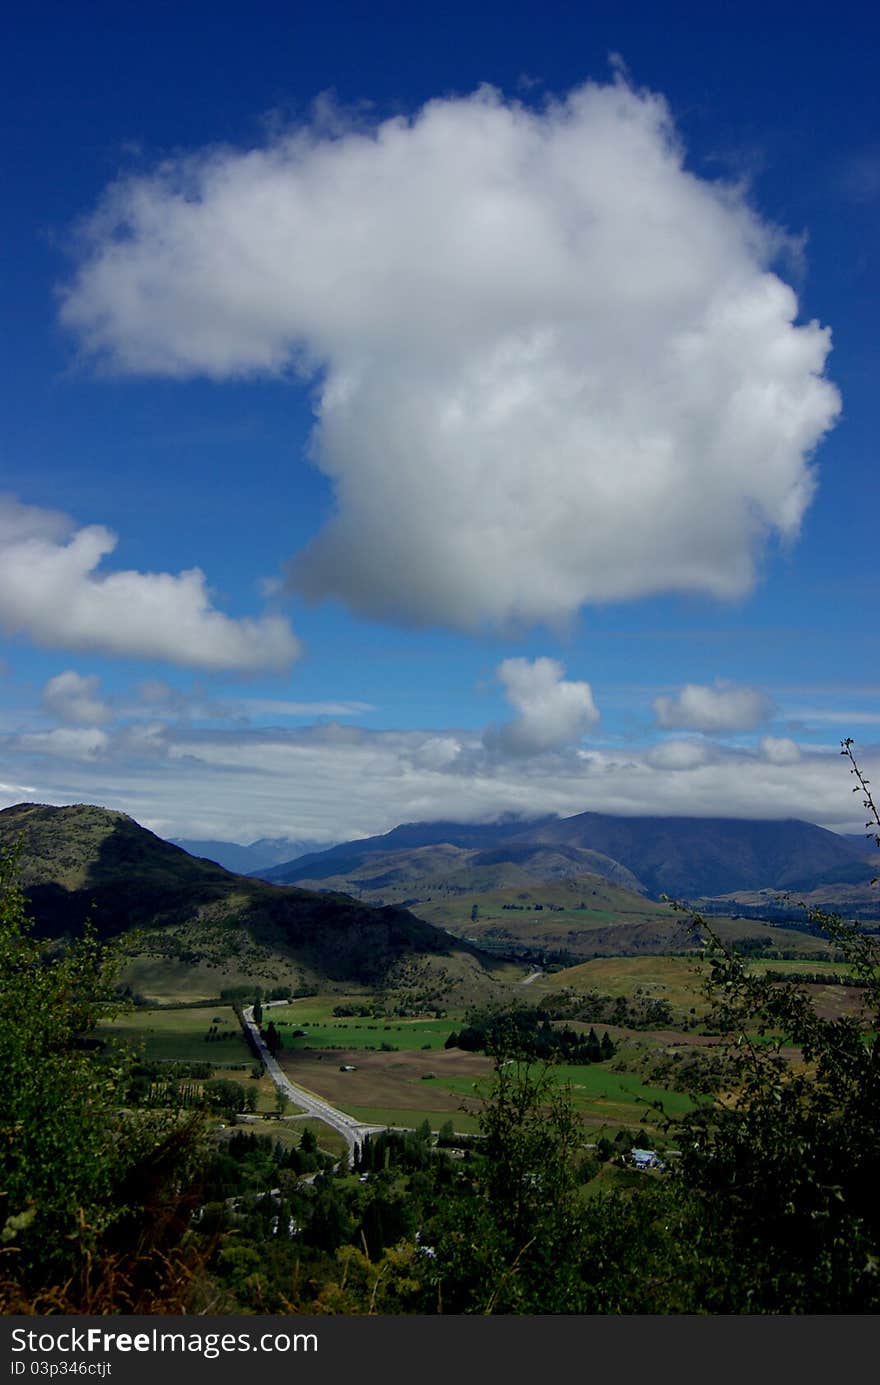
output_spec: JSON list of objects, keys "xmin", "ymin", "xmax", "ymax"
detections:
[
  {"xmin": 485, "ymin": 656, "xmax": 599, "ymax": 755},
  {"xmin": 0, "ymin": 496, "xmax": 300, "ymax": 671},
  {"xmin": 60, "ymin": 78, "xmax": 840, "ymax": 630},
  {"xmin": 653, "ymin": 680, "xmax": 775, "ymax": 732}
]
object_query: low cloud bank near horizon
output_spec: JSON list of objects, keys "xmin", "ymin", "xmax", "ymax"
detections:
[
  {"xmin": 0, "ymin": 496, "xmax": 301, "ymax": 671},
  {"xmin": 61, "ymin": 77, "xmax": 840, "ymax": 631},
  {"xmin": 1, "ymin": 674, "xmax": 873, "ymax": 842}
]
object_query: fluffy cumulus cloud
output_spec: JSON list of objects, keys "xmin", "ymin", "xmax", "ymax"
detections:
[
  {"xmin": 42, "ymin": 671, "xmax": 111, "ymax": 726},
  {"xmin": 0, "ymin": 496, "xmax": 300, "ymax": 671},
  {"xmin": 485, "ymin": 656, "xmax": 599, "ymax": 755},
  {"xmin": 653, "ymin": 680, "xmax": 775, "ymax": 732},
  {"xmin": 60, "ymin": 78, "xmax": 840, "ymax": 630}
]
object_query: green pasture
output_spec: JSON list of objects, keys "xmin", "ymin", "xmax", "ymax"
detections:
[
  {"xmin": 345, "ymin": 1106, "xmax": 482, "ymax": 1135},
  {"xmin": 378, "ymin": 1060, "xmax": 695, "ymax": 1133},
  {"xmin": 101, "ymin": 1005, "xmax": 251, "ymax": 1063},
  {"xmin": 278, "ymin": 1018, "xmax": 457, "ymax": 1051},
  {"xmin": 747, "ymin": 958, "xmax": 862, "ymax": 979},
  {"xmin": 265, "ymin": 999, "xmax": 460, "ymax": 1051}
]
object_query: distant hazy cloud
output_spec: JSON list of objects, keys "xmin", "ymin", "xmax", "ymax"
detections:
[
  {"xmin": 42, "ymin": 670, "xmax": 111, "ymax": 726},
  {"xmin": 760, "ymin": 735, "xmax": 801, "ymax": 765},
  {"xmin": 61, "ymin": 78, "xmax": 840, "ymax": 630},
  {"xmin": 653, "ymin": 680, "xmax": 775, "ymax": 732},
  {"xmin": 840, "ymin": 147, "xmax": 880, "ymax": 204},
  {"xmin": 647, "ymin": 739, "xmax": 710, "ymax": 770},
  {"xmin": 485, "ymin": 657, "xmax": 599, "ymax": 755},
  {"xmin": 237, "ymin": 697, "xmax": 374, "ymax": 719},
  {"xmin": 0, "ymin": 496, "xmax": 300, "ymax": 671},
  {"xmin": 19, "ymin": 727, "xmax": 110, "ymax": 760}
]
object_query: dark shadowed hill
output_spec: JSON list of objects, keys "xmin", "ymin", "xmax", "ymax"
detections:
[
  {"xmin": 262, "ymin": 810, "xmax": 875, "ymax": 902},
  {"xmin": 0, "ymin": 802, "xmax": 467, "ymax": 987},
  {"xmin": 512, "ymin": 812, "xmax": 875, "ymax": 898}
]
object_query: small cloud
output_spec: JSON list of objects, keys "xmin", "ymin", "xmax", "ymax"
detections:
[
  {"xmin": 42, "ymin": 670, "xmax": 112, "ymax": 726},
  {"xmin": 760, "ymin": 735, "xmax": 801, "ymax": 765},
  {"xmin": 647, "ymin": 739, "xmax": 710, "ymax": 771},
  {"xmin": 240, "ymin": 698, "xmax": 374, "ymax": 719},
  {"xmin": 485, "ymin": 657, "xmax": 599, "ymax": 756},
  {"xmin": 788, "ymin": 709, "xmax": 880, "ymax": 726},
  {"xmin": 653, "ymin": 680, "xmax": 775, "ymax": 732},
  {"xmin": 20, "ymin": 727, "xmax": 110, "ymax": 760}
]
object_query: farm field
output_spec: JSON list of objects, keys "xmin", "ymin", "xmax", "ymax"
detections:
[
  {"xmin": 417, "ymin": 1061, "xmax": 696, "ymax": 1131},
  {"xmin": 345, "ymin": 1106, "xmax": 483, "ymax": 1134},
  {"xmin": 278, "ymin": 1026, "xmax": 696, "ymax": 1141},
  {"xmin": 99, "ymin": 955, "xmax": 857, "ymax": 1152},
  {"xmin": 266, "ymin": 1001, "xmax": 458, "ymax": 1052},
  {"xmin": 101, "ymin": 1004, "xmax": 251, "ymax": 1063}
]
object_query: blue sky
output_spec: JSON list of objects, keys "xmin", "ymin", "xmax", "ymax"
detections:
[{"xmin": 1, "ymin": 1, "xmax": 878, "ymax": 843}]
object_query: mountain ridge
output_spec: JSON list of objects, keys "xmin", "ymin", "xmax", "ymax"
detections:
[{"xmin": 258, "ymin": 809, "xmax": 875, "ymax": 902}]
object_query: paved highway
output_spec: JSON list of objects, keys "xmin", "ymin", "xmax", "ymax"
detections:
[{"xmin": 241, "ymin": 1003, "xmax": 385, "ymax": 1158}]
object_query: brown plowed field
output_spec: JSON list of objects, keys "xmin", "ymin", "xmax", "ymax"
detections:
[{"xmin": 279, "ymin": 1045, "xmax": 492, "ymax": 1113}]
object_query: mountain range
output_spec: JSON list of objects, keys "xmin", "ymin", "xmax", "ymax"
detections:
[
  {"xmin": 256, "ymin": 810, "xmax": 877, "ymax": 904},
  {"xmin": 170, "ymin": 835, "xmax": 337, "ymax": 876},
  {"xmin": 4, "ymin": 801, "xmax": 876, "ymax": 1002}
]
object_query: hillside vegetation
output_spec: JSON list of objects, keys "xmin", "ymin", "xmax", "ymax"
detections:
[{"xmin": 0, "ymin": 803, "xmax": 496, "ymax": 996}]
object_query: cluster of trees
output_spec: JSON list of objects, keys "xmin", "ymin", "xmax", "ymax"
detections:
[
  {"xmin": 124, "ymin": 1060, "xmax": 258, "ymax": 1114},
  {"xmin": 542, "ymin": 987, "xmax": 675, "ymax": 1029},
  {"xmin": 203, "ymin": 1021, "xmax": 239, "ymax": 1042},
  {"xmin": 445, "ymin": 1005, "xmax": 615, "ymax": 1064}
]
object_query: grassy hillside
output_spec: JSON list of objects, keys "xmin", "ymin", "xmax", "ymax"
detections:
[
  {"xmin": 414, "ymin": 876, "xmax": 678, "ymax": 961},
  {"xmin": 287, "ymin": 841, "xmax": 646, "ymax": 901},
  {"xmin": 0, "ymin": 802, "xmax": 502, "ymax": 998}
]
